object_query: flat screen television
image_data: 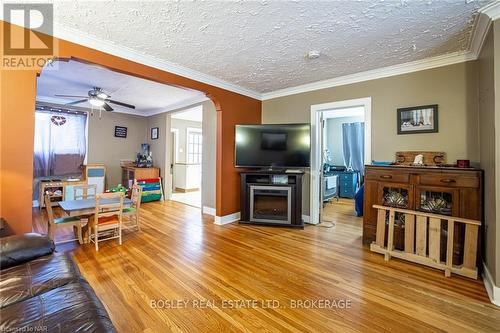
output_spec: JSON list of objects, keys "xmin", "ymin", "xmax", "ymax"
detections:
[{"xmin": 235, "ymin": 124, "xmax": 310, "ymax": 168}]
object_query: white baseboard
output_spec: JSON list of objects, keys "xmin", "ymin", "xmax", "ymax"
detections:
[
  {"xmin": 33, "ymin": 200, "xmax": 39, "ymax": 208},
  {"xmin": 215, "ymin": 211, "xmax": 240, "ymax": 225},
  {"xmin": 202, "ymin": 206, "xmax": 216, "ymax": 216},
  {"xmin": 483, "ymin": 262, "xmax": 500, "ymax": 307},
  {"xmin": 302, "ymin": 214, "xmax": 311, "ymax": 223}
]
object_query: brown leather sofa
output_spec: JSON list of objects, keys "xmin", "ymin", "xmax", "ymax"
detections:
[{"xmin": 0, "ymin": 233, "xmax": 116, "ymax": 332}]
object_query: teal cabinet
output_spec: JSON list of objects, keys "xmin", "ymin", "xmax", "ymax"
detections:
[{"xmin": 337, "ymin": 172, "xmax": 359, "ymax": 199}]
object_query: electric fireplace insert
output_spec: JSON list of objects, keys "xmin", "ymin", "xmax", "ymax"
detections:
[{"xmin": 250, "ymin": 186, "xmax": 291, "ymax": 224}]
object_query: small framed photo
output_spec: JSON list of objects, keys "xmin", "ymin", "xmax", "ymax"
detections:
[
  {"xmin": 114, "ymin": 126, "xmax": 127, "ymax": 138},
  {"xmin": 397, "ymin": 104, "xmax": 438, "ymax": 135},
  {"xmin": 151, "ymin": 127, "xmax": 159, "ymax": 140}
]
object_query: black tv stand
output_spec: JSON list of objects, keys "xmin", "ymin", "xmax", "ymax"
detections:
[
  {"xmin": 239, "ymin": 170, "xmax": 304, "ymax": 228},
  {"xmin": 257, "ymin": 168, "xmax": 305, "ymax": 173}
]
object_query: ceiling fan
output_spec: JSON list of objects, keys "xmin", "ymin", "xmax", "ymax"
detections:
[{"xmin": 55, "ymin": 87, "xmax": 136, "ymax": 112}]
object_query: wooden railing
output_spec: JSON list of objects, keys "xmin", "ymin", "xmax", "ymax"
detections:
[{"xmin": 370, "ymin": 205, "xmax": 480, "ymax": 279}]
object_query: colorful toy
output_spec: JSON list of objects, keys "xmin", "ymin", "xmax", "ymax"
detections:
[{"xmin": 107, "ymin": 184, "xmax": 128, "ymax": 193}]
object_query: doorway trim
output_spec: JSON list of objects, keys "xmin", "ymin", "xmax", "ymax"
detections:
[
  {"xmin": 169, "ymin": 128, "xmax": 179, "ymax": 199},
  {"xmin": 309, "ymin": 97, "xmax": 372, "ymax": 225}
]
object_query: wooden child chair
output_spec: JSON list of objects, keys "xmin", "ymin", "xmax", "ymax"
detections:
[
  {"xmin": 123, "ymin": 184, "xmax": 142, "ymax": 231},
  {"xmin": 73, "ymin": 184, "xmax": 97, "ymax": 200},
  {"xmin": 44, "ymin": 194, "xmax": 84, "ymax": 244},
  {"xmin": 90, "ymin": 192, "xmax": 124, "ymax": 251}
]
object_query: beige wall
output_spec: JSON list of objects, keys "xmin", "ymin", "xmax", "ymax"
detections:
[
  {"xmin": 494, "ymin": 21, "xmax": 500, "ymax": 286},
  {"xmin": 202, "ymin": 100, "xmax": 217, "ymax": 210},
  {"xmin": 144, "ymin": 101, "xmax": 216, "ymax": 209},
  {"xmin": 147, "ymin": 113, "xmax": 168, "ymax": 188},
  {"xmin": 262, "ymin": 62, "xmax": 479, "ymax": 215},
  {"xmin": 88, "ymin": 103, "xmax": 217, "ymax": 211},
  {"xmin": 478, "ymin": 25, "xmax": 498, "ymax": 286},
  {"xmin": 87, "ymin": 112, "xmax": 147, "ymax": 187}
]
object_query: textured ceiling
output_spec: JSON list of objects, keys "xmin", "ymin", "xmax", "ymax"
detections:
[
  {"xmin": 37, "ymin": 60, "xmax": 206, "ymax": 114},
  {"xmin": 53, "ymin": 0, "xmax": 492, "ymax": 93}
]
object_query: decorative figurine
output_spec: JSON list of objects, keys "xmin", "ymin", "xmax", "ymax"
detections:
[{"xmin": 413, "ymin": 154, "xmax": 424, "ymax": 165}]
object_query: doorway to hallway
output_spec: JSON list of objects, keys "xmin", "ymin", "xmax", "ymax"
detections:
[{"xmin": 169, "ymin": 106, "xmax": 203, "ymax": 208}]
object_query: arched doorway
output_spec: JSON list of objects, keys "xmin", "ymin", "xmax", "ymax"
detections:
[{"xmin": 0, "ymin": 22, "xmax": 261, "ymax": 234}]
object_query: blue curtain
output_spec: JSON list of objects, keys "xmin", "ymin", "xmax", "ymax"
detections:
[{"xmin": 342, "ymin": 122, "xmax": 365, "ymax": 175}]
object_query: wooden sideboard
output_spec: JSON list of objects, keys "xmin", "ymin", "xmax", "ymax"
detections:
[{"xmin": 363, "ymin": 165, "xmax": 482, "ymax": 264}]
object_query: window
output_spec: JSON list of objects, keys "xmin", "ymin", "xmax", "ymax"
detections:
[
  {"xmin": 187, "ymin": 128, "xmax": 202, "ymax": 164},
  {"xmin": 34, "ymin": 110, "xmax": 88, "ymax": 177}
]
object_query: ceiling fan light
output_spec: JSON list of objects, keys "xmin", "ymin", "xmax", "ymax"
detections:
[
  {"xmin": 89, "ymin": 98, "xmax": 105, "ymax": 107},
  {"xmin": 96, "ymin": 92, "xmax": 108, "ymax": 99}
]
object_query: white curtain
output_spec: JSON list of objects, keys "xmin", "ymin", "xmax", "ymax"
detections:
[{"xmin": 34, "ymin": 111, "xmax": 87, "ymax": 177}]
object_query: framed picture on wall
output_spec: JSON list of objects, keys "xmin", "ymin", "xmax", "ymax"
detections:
[
  {"xmin": 151, "ymin": 127, "xmax": 159, "ymax": 140},
  {"xmin": 114, "ymin": 126, "xmax": 127, "ymax": 138},
  {"xmin": 397, "ymin": 104, "xmax": 438, "ymax": 134}
]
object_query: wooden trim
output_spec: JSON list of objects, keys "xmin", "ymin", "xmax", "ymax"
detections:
[
  {"xmin": 445, "ymin": 220, "xmax": 455, "ymax": 277},
  {"xmin": 372, "ymin": 205, "xmax": 481, "ymax": 226},
  {"xmin": 463, "ymin": 224, "xmax": 479, "ymax": 269},
  {"xmin": 404, "ymin": 214, "xmax": 415, "ymax": 253},
  {"xmin": 174, "ymin": 187, "xmax": 199, "ymax": 193},
  {"xmin": 428, "ymin": 217, "xmax": 441, "ymax": 262},
  {"xmin": 386, "ymin": 210, "xmax": 395, "ymax": 261},
  {"xmin": 370, "ymin": 244, "xmax": 478, "ymax": 279},
  {"xmin": 415, "ymin": 215, "xmax": 427, "ymax": 256},
  {"xmin": 375, "ymin": 209, "xmax": 386, "ymax": 247},
  {"xmin": 371, "ymin": 205, "xmax": 480, "ymax": 279}
]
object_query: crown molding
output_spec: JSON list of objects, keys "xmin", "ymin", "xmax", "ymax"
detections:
[
  {"xmin": 36, "ymin": 95, "xmax": 209, "ymax": 117},
  {"xmin": 144, "ymin": 95, "xmax": 209, "ymax": 116},
  {"xmin": 479, "ymin": 1, "xmax": 500, "ymax": 21},
  {"xmin": 261, "ymin": 51, "xmax": 475, "ymax": 100},
  {"xmin": 52, "ymin": 24, "xmax": 262, "ymax": 101},
  {"xmin": 36, "ymin": 96, "xmax": 144, "ymax": 116},
  {"xmin": 261, "ymin": 3, "xmax": 495, "ymax": 100},
  {"xmin": 18, "ymin": 1, "xmax": 497, "ymax": 103},
  {"xmin": 36, "ymin": 99, "xmax": 92, "ymax": 113},
  {"xmin": 469, "ymin": 13, "xmax": 492, "ymax": 58},
  {"xmin": 261, "ymin": 2, "xmax": 497, "ymax": 100}
]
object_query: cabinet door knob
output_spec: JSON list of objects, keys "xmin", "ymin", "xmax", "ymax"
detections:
[
  {"xmin": 440, "ymin": 178, "xmax": 456, "ymax": 183},
  {"xmin": 380, "ymin": 175, "xmax": 392, "ymax": 179}
]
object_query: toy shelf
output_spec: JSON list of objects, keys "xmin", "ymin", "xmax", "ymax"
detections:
[{"xmin": 135, "ymin": 177, "xmax": 163, "ymax": 203}]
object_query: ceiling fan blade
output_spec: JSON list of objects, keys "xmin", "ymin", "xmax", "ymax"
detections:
[
  {"xmin": 55, "ymin": 94, "xmax": 88, "ymax": 98},
  {"xmin": 66, "ymin": 99, "xmax": 88, "ymax": 105},
  {"xmin": 107, "ymin": 99, "xmax": 136, "ymax": 109},
  {"xmin": 103, "ymin": 102, "xmax": 114, "ymax": 112}
]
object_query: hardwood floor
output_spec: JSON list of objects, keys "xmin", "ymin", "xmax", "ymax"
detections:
[{"xmin": 32, "ymin": 200, "xmax": 500, "ymax": 332}]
